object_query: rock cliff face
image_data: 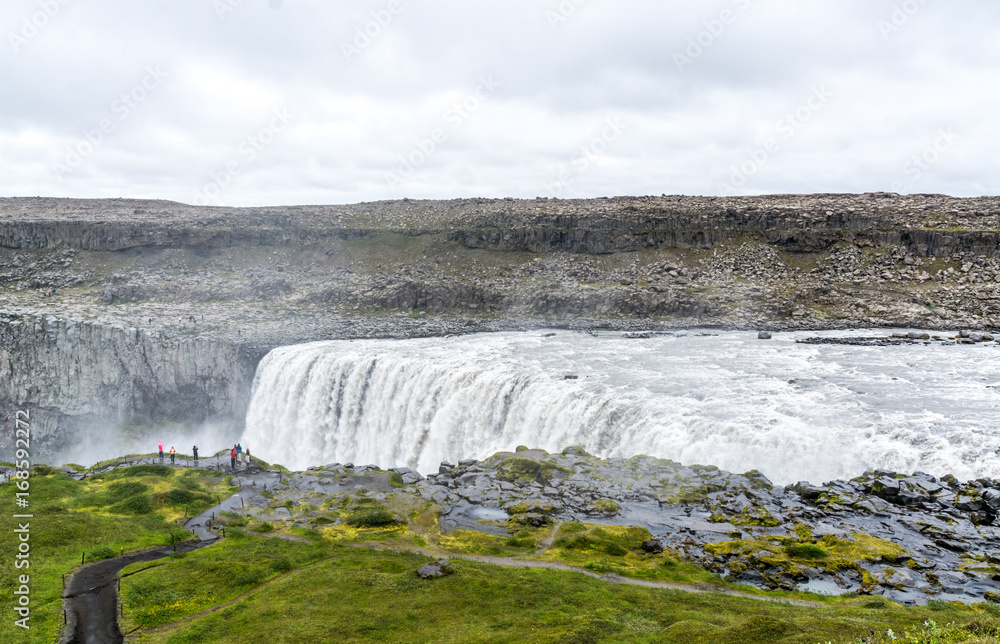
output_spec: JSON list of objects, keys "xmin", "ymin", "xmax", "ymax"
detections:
[
  {"xmin": 0, "ymin": 312, "xmax": 258, "ymax": 461},
  {"xmin": 3, "ymin": 193, "xmax": 1000, "ymax": 255},
  {"xmin": 2, "ymin": 194, "xmax": 1000, "ymax": 463}
]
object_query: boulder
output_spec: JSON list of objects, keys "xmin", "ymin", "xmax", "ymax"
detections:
[
  {"xmin": 788, "ymin": 482, "xmax": 824, "ymax": 500},
  {"xmin": 401, "ymin": 472, "xmax": 423, "ymax": 484},
  {"xmin": 417, "ymin": 560, "xmax": 454, "ymax": 579},
  {"xmin": 641, "ymin": 539, "xmax": 664, "ymax": 554},
  {"xmin": 982, "ymin": 489, "xmax": 1000, "ymax": 511},
  {"xmin": 757, "ymin": 331, "xmax": 772, "ymax": 340}
]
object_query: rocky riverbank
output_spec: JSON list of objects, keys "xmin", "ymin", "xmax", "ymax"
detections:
[{"xmin": 163, "ymin": 447, "xmax": 1000, "ymax": 605}]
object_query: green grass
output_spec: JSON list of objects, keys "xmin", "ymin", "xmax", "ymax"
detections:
[
  {"xmin": 0, "ymin": 471, "xmax": 210, "ymax": 643},
  {"xmin": 120, "ymin": 533, "xmax": 326, "ymax": 629},
  {"xmin": 6, "ymin": 465, "xmax": 1000, "ymax": 644},
  {"xmin": 118, "ymin": 537, "xmax": 1000, "ymax": 644},
  {"xmin": 785, "ymin": 543, "xmax": 830, "ymax": 560},
  {"xmin": 346, "ymin": 507, "xmax": 399, "ymax": 528},
  {"xmin": 0, "ymin": 464, "xmax": 238, "ymax": 643}
]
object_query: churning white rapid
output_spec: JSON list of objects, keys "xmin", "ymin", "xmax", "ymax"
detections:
[{"xmin": 242, "ymin": 330, "xmax": 1000, "ymax": 485}]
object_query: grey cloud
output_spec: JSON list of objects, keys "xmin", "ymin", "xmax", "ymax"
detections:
[{"xmin": 0, "ymin": 0, "xmax": 996, "ymax": 204}]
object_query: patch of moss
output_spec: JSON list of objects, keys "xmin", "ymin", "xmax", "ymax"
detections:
[
  {"xmin": 558, "ymin": 521, "xmax": 587, "ymax": 535},
  {"xmin": 87, "ymin": 545, "xmax": 117, "ymax": 561},
  {"xmin": 505, "ymin": 499, "xmax": 557, "ymax": 515},
  {"xmin": 496, "ymin": 456, "xmax": 571, "ymax": 486},
  {"xmin": 439, "ymin": 530, "xmax": 521, "ymax": 555},
  {"xmin": 590, "ymin": 498, "xmax": 621, "ymax": 515},
  {"xmin": 345, "ymin": 507, "xmax": 398, "ymax": 528},
  {"xmin": 785, "ymin": 543, "xmax": 829, "ymax": 560},
  {"xmin": 708, "ymin": 507, "xmax": 781, "ymax": 527},
  {"xmin": 109, "ymin": 494, "xmax": 154, "ymax": 515}
]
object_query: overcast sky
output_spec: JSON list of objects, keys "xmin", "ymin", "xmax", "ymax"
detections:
[{"xmin": 1, "ymin": 0, "xmax": 996, "ymax": 206}]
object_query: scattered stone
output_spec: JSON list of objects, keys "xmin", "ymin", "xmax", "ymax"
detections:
[{"xmin": 417, "ymin": 560, "xmax": 454, "ymax": 579}]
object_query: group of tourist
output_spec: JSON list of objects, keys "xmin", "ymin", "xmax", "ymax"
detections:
[
  {"xmin": 229, "ymin": 443, "xmax": 251, "ymax": 469},
  {"xmin": 156, "ymin": 440, "xmax": 251, "ymax": 470}
]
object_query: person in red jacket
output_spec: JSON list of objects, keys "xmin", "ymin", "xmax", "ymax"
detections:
[
  {"xmin": 230, "ymin": 445, "xmax": 238, "ymax": 470},
  {"xmin": 158, "ymin": 441, "xmax": 164, "ymax": 461}
]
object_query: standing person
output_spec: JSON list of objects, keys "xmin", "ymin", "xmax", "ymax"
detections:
[
  {"xmin": 230, "ymin": 445, "xmax": 238, "ymax": 470},
  {"xmin": 244, "ymin": 446, "xmax": 250, "ymax": 465},
  {"xmin": 158, "ymin": 441, "xmax": 164, "ymax": 461},
  {"xmin": 169, "ymin": 447, "xmax": 176, "ymax": 465},
  {"xmin": 192, "ymin": 445, "xmax": 199, "ymax": 463},
  {"xmin": 236, "ymin": 443, "xmax": 243, "ymax": 465}
]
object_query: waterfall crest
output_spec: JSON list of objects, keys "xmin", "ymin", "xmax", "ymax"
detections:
[{"xmin": 242, "ymin": 331, "xmax": 1000, "ymax": 483}]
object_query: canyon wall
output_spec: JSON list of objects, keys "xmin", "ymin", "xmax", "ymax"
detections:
[{"xmin": 0, "ymin": 312, "xmax": 259, "ymax": 461}]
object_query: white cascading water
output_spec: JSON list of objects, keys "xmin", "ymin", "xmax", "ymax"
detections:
[{"xmin": 241, "ymin": 330, "xmax": 1000, "ymax": 484}]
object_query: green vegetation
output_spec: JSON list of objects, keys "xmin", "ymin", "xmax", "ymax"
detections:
[
  {"xmin": 0, "ymin": 466, "xmax": 232, "ymax": 643},
  {"xmin": 6, "ymin": 462, "xmax": 1000, "ymax": 644},
  {"xmin": 345, "ymin": 505, "xmax": 399, "ymax": 528},
  {"xmin": 590, "ymin": 498, "xmax": 621, "ymax": 515},
  {"xmin": 709, "ymin": 506, "xmax": 782, "ymax": 527},
  {"xmin": 121, "ymin": 532, "xmax": 326, "ymax": 629},
  {"xmin": 115, "ymin": 532, "xmax": 1000, "ymax": 643},
  {"xmin": 495, "ymin": 456, "xmax": 571, "ymax": 486},
  {"xmin": 705, "ymin": 531, "xmax": 912, "ymax": 592},
  {"xmin": 785, "ymin": 543, "xmax": 830, "ymax": 560}
]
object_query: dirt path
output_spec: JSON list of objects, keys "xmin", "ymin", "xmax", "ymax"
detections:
[
  {"xmin": 61, "ymin": 466, "xmax": 278, "ymax": 644},
  {"xmin": 356, "ymin": 542, "xmax": 822, "ymax": 607},
  {"xmin": 534, "ymin": 521, "xmax": 562, "ymax": 555},
  {"xmin": 61, "ymin": 539, "xmax": 217, "ymax": 644}
]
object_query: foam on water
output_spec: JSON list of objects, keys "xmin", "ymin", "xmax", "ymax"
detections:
[{"xmin": 241, "ymin": 330, "xmax": 1000, "ymax": 484}]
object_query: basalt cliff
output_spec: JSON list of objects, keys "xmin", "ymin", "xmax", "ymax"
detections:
[{"xmin": 2, "ymin": 193, "xmax": 1000, "ymax": 459}]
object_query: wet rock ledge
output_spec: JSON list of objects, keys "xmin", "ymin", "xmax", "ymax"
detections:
[{"xmin": 241, "ymin": 447, "xmax": 1000, "ymax": 605}]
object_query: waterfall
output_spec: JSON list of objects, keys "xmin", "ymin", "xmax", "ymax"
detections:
[
  {"xmin": 241, "ymin": 339, "xmax": 643, "ymax": 474},
  {"xmin": 241, "ymin": 331, "xmax": 1000, "ymax": 484}
]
